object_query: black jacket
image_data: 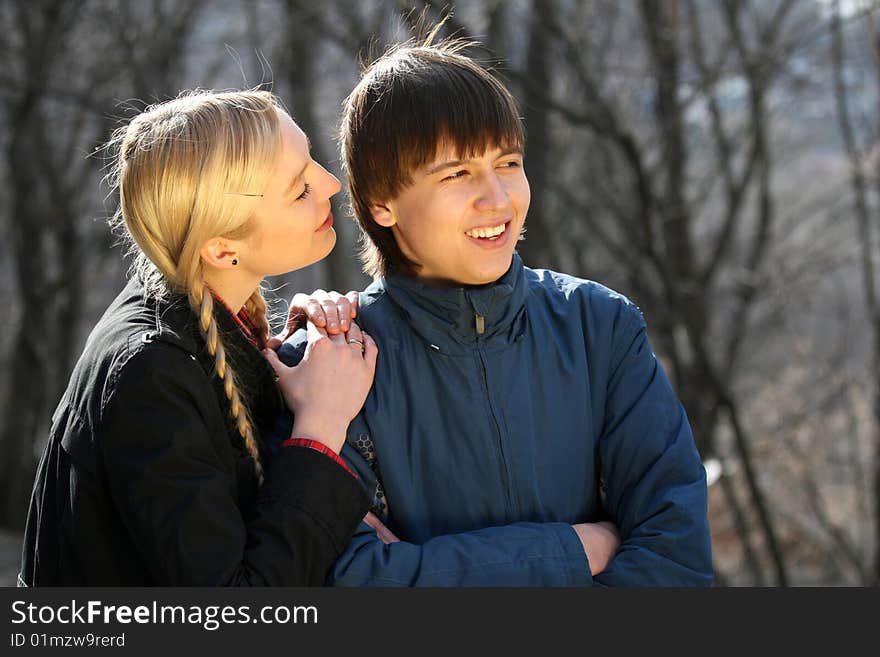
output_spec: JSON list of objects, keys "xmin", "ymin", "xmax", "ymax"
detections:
[{"xmin": 19, "ymin": 277, "xmax": 370, "ymax": 586}]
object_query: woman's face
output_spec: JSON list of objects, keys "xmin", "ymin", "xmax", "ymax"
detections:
[{"xmin": 241, "ymin": 110, "xmax": 341, "ymax": 277}]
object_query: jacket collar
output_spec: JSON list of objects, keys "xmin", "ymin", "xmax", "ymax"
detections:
[
  {"xmin": 380, "ymin": 252, "xmax": 528, "ymax": 352},
  {"xmin": 152, "ymin": 293, "xmax": 201, "ymax": 354}
]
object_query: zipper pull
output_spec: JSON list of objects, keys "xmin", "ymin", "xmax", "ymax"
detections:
[{"xmin": 475, "ymin": 313, "xmax": 485, "ymax": 335}]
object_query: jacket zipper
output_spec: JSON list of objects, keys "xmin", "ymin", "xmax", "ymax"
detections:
[{"xmin": 474, "ymin": 312, "xmax": 516, "ymax": 520}]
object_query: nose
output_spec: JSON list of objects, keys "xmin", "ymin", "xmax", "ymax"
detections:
[
  {"xmin": 316, "ymin": 162, "xmax": 342, "ymax": 198},
  {"xmin": 474, "ymin": 171, "xmax": 510, "ymax": 213}
]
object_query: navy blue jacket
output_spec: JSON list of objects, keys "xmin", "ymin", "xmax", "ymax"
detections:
[{"xmin": 277, "ymin": 254, "xmax": 713, "ymax": 586}]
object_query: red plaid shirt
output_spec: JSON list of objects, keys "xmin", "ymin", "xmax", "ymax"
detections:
[{"xmin": 211, "ymin": 292, "xmax": 263, "ymax": 349}]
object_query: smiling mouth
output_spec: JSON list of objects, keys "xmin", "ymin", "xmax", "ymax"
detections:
[
  {"xmin": 465, "ymin": 221, "xmax": 509, "ymax": 241},
  {"xmin": 316, "ymin": 212, "xmax": 333, "ymax": 231}
]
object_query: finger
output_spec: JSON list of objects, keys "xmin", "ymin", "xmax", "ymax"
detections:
[
  {"xmin": 379, "ymin": 527, "xmax": 400, "ymax": 544},
  {"xmin": 327, "ymin": 329, "xmax": 348, "ymax": 346},
  {"xmin": 335, "ymin": 297, "xmax": 353, "ymax": 331},
  {"xmin": 290, "ymin": 294, "xmax": 326, "ymax": 329},
  {"xmin": 306, "ymin": 321, "xmax": 330, "ymax": 343},
  {"xmin": 346, "ymin": 322, "xmax": 364, "ymax": 351},
  {"xmin": 321, "ymin": 298, "xmax": 341, "ymax": 334},
  {"xmin": 364, "ymin": 512, "xmax": 399, "ymax": 544},
  {"xmin": 261, "ymin": 347, "xmax": 286, "ymax": 378},
  {"xmin": 346, "ymin": 291, "xmax": 359, "ymax": 318},
  {"xmin": 265, "ymin": 336, "xmax": 282, "ymax": 351},
  {"xmin": 277, "ymin": 322, "xmax": 297, "ymax": 343},
  {"xmin": 362, "ymin": 332, "xmax": 378, "ymax": 368},
  {"xmin": 363, "ymin": 512, "xmax": 383, "ymax": 531}
]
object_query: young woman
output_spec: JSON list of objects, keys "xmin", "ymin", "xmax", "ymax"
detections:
[{"xmin": 19, "ymin": 90, "xmax": 378, "ymax": 586}]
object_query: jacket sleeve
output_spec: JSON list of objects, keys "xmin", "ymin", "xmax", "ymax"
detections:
[
  {"xmin": 329, "ymin": 521, "xmax": 591, "ymax": 587},
  {"xmin": 99, "ymin": 343, "xmax": 370, "ymax": 586},
  {"xmin": 592, "ymin": 303, "xmax": 714, "ymax": 586}
]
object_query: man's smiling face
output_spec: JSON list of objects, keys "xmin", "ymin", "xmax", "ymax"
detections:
[{"xmin": 370, "ymin": 142, "xmax": 530, "ymax": 287}]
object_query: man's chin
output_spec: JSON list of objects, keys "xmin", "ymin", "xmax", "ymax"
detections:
[{"xmin": 467, "ymin": 256, "xmax": 515, "ymax": 286}]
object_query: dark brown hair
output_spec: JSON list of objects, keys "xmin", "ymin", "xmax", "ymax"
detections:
[{"xmin": 340, "ymin": 39, "xmax": 524, "ymax": 278}]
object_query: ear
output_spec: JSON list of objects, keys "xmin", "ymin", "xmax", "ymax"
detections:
[
  {"xmin": 370, "ymin": 203, "xmax": 396, "ymax": 228},
  {"xmin": 200, "ymin": 238, "xmax": 239, "ymax": 269}
]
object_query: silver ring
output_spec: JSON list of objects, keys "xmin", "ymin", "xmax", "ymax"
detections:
[{"xmin": 348, "ymin": 338, "xmax": 365, "ymax": 352}]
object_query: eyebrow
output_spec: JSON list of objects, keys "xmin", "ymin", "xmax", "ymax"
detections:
[{"xmin": 425, "ymin": 147, "xmax": 523, "ymax": 176}]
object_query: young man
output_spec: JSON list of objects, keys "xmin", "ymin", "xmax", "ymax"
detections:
[{"xmin": 276, "ymin": 40, "xmax": 713, "ymax": 586}]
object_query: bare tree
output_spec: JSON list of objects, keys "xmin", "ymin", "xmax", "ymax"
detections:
[
  {"xmin": 0, "ymin": 0, "xmax": 206, "ymax": 529},
  {"xmin": 0, "ymin": 0, "xmax": 97, "ymax": 528},
  {"xmin": 830, "ymin": 0, "xmax": 880, "ymax": 584}
]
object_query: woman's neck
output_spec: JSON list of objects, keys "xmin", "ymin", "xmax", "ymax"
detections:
[{"xmin": 202, "ymin": 268, "xmax": 261, "ymax": 313}]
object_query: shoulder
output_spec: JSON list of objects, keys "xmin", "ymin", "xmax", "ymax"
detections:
[
  {"xmin": 95, "ymin": 339, "xmax": 219, "ymax": 455},
  {"xmin": 76, "ymin": 337, "xmax": 210, "ymax": 437},
  {"xmin": 113, "ymin": 338, "xmax": 205, "ymax": 389},
  {"xmin": 524, "ymin": 266, "xmax": 644, "ymax": 330},
  {"xmin": 58, "ymin": 291, "xmax": 215, "ymax": 458},
  {"xmin": 357, "ymin": 278, "xmax": 394, "ymax": 322},
  {"xmin": 78, "ymin": 282, "xmax": 209, "ymax": 416}
]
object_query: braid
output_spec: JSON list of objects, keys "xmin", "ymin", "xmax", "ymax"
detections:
[
  {"xmin": 189, "ymin": 277, "xmax": 264, "ymax": 482},
  {"xmin": 243, "ymin": 290, "xmax": 270, "ymax": 347}
]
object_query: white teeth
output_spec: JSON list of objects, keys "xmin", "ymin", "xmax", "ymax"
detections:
[{"xmin": 467, "ymin": 223, "xmax": 506, "ymax": 239}]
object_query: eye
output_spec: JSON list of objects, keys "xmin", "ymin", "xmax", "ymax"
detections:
[
  {"xmin": 295, "ymin": 183, "xmax": 312, "ymax": 201},
  {"xmin": 441, "ymin": 170, "xmax": 468, "ymax": 182},
  {"xmin": 498, "ymin": 160, "xmax": 521, "ymax": 169}
]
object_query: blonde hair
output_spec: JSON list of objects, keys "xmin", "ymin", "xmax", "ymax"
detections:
[{"xmin": 107, "ymin": 89, "xmax": 283, "ymax": 480}]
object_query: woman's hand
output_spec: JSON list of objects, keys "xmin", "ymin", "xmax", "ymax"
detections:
[
  {"xmin": 265, "ymin": 289, "xmax": 359, "ymax": 350},
  {"xmin": 263, "ymin": 320, "xmax": 377, "ymax": 453}
]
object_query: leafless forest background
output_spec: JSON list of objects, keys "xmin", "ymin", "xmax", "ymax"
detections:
[{"xmin": 1, "ymin": 0, "xmax": 878, "ymax": 587}]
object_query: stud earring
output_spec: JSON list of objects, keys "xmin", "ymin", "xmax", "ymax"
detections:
[{"xmin": 232, "ymin": 258, "xmax": 238, "ymax": 266}]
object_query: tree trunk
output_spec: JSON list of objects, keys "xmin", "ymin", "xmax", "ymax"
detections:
[
  {"xmin": 281, "ymin": 0, "xmax": 351, "ymax": 292},
  {"xmin": 0, "ymin": 94, "xmax": 51, "ymax": 529},
  {"xmin": 830, "ymin": 0, "xmax": 880, "ymax": 584},
  {"xmin": 518, "ymin": 0, "xmax": 554, "ymax": 268}
]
